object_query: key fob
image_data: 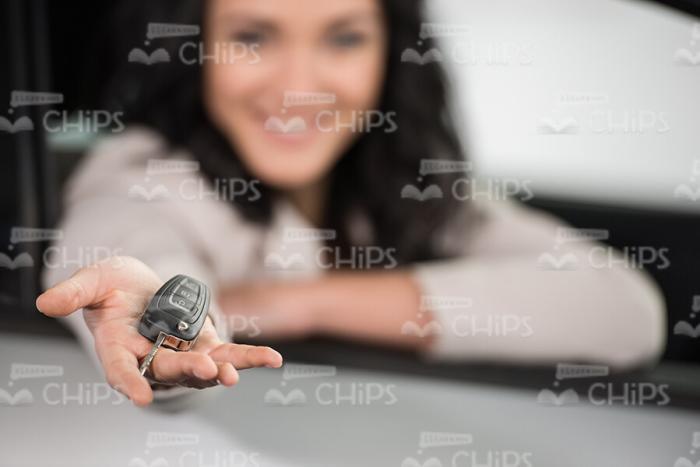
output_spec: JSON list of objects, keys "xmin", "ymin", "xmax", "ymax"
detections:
[{"xmin": 138, "ymin": 274, "xmax": 210, "ymax": 351}]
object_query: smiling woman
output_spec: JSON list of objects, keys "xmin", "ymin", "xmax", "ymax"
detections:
[
  {"xmin": 38, "ymin": 0, "xmax": 667, "ymax": 405},
  {"xmin": 103, "ymin": 0, "xmax": 469, "ymax": 263}
]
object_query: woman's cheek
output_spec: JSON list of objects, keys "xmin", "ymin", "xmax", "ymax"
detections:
[
  {"xmin": 210, "ymin": 63, "xmax": 262, "ymax": 102},
  {"xmin": 330, "ymin": 51, "xmax": 386, "ymax": 110}
]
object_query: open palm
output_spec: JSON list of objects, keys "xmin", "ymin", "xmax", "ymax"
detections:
[{"xmin": 36, "ymin": 256, "xmax": 282, "ymax": 406}]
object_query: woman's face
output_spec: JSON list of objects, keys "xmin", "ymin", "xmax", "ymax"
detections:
[{"xmin": 204, "ymin": 0, "xmax": 387, "ymax": 189}]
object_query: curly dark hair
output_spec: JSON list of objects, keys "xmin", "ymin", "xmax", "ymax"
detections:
[{"xmin": 100, "ymin": 0, "xmax": 474, "ymax": 265}]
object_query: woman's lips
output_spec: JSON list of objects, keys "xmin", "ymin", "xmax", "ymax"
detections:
[
  {"xmin": 258, "ymin": 112, "xmax": 320, "ymax": 147},
  {"xmin": 263, "ymin": 115, "xmax": 308, "ymax": 134}
]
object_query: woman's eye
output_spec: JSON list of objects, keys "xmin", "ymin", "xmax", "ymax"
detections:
[
  {"xmin": 231, "ymin": 31, "xmax": 266, "ymax": 46},
  {"xmin": 329, "ymin": 32, "xmax": 366, "ymax": 49}
]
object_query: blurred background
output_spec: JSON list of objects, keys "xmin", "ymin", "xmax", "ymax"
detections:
[
  {"xmin": 3, "ymin": 0, "xmax": 699, "ymax": 362},
  {"xmin": 1, "ymin": 1, "xmax": 699, "ymax": 466}
]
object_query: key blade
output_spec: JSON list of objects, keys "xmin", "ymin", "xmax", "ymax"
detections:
[{"xmin": 139, "ymin": 332, "xmax": 167, "ymax": 376}]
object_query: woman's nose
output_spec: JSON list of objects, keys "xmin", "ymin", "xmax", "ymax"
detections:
[{"xmin": 273, "ymin": 44, "xmax": 323, "ymax": 98}]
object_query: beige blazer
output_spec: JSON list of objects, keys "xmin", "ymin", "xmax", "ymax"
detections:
[{"xmin": 43, "ymin": 127, "xmax": 666, "ymax": 377}]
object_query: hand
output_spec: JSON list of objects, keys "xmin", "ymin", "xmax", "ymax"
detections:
[
  {"xmin": 36, "ymin": 256, "xmax": 283, "ymax": 406},
  {"xmin": 217, "ymin": 280, "xmax": 320, "ymax": 341}
]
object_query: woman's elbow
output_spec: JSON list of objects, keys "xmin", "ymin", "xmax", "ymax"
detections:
[{"xmin": 601, "ymin": 266, "xmax": 667, "ymax": 370}]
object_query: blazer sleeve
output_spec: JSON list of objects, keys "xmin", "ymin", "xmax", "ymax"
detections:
[{"xmin": 412, "ymin": 199, "xmax": 666, "ymax": 369}]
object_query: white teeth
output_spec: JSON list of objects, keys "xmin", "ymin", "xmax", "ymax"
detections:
[{"xmin": 263, "ymin": 116, "xmax": 308, "ymax": 134}]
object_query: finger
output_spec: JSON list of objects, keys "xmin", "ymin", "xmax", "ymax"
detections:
[
  {"xmin": 36, "ymin": 256, "xmax": 159, "ymax": 317},
  {"xmin": 149, "ymin": 349, "xmax": 219, "ymax": 384},
  {"xmin": 98, "ymin": 343, "xmax": 153, "ymax": 407},
  {"xmin": 208, "ymin": 344, "xmax": 283, "ymax": 370},
  {"xmin": 216, "ymin": 362, "xmax": 239, "ymax": 387}
]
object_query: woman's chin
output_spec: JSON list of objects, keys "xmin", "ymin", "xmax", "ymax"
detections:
[{"xmin": 250, "ymin": 164, "xmax": 330, "ymax": 190}]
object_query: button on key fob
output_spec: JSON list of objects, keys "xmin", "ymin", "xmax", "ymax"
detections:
[{"xmin": 137, "ymin": 275, "xmax": 211, "ymax": 376}]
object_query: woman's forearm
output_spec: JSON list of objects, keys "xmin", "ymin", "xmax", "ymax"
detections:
[{"xmin": 309, "ymin": 271, "xmax": 435, "ymax": 351}]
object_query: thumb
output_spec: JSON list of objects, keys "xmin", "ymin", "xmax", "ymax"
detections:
[
  {"xmin": 36, "ymin": 271, "xmax": 99, "ymax": 317},
  {"xmin": 36, "ymin": 256, "xmax": 133, "ymax": 317}
]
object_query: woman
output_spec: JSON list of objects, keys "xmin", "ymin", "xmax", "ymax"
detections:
[{"xmin": 37, "ymin": 0, "xmax": 665, "ymax": 406}]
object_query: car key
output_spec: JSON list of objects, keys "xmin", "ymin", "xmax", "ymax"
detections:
[{"xmin": 138, "ymin": 275, "xmax": 211, "ymax": 376}]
